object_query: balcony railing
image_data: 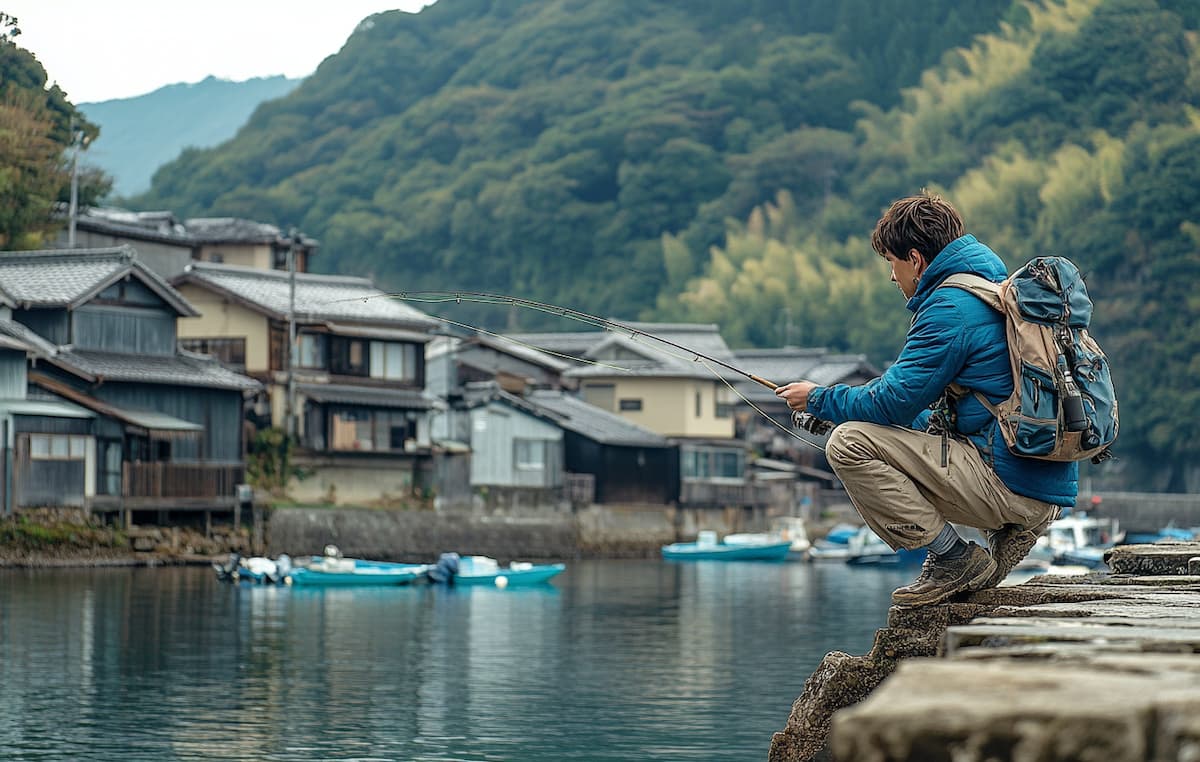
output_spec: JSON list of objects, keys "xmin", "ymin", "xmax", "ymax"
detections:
[{"xmin": 123, "ymin": 462, "xmax": 244, "ymax": 499}]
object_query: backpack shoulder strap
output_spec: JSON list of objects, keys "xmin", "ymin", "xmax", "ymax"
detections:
[
  {"xmin": 936, "ymin": 274, "xmax": 1006, "ymax": 418},
  {"xmin": 938, "ymin": 273, "xmax": 1003, "ymax": 311}
]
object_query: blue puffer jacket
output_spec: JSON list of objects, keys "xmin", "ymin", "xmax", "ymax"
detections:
[{"xmin": 806, "ymin": 234, "xmax": 1078, "ymax": 506}]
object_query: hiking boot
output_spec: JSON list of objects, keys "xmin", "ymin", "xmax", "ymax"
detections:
[
  {"xmin": 982, "ymin": 505, "xmax": 1062, "ymax": 588},
  {"xmin": 891, "ymin": 542, "xmax": 996, "ymax": 607}
]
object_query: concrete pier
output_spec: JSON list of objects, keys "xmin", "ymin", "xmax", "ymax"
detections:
[{"xmin": 769, "ymin": 543, "xmax": 1200, "ymax": 762}]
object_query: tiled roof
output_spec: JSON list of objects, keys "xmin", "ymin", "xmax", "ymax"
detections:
[
  {"xmin": 0, "ymin": 319, "xmax": 58, "ymax": 357},
  {"xmin": 297, "ymin": 383, "xmax": 438, "ymax": 410},
  {"xmin": 185, "ymin": 217, "xmax": 315, "ymax": 247},
  {"xmin": 504, "ymin": 330, "xmax": 604, "ymax": 359},
  {"xmin": 178, "ymin": 262, "xmax": 438, "ymax": 328},
  {"xmin": 525, "ymin": 390, "xmax": 670, "ymax": 447},
  {"xmin": 0, "ymin": 246, "xmax": 197, "ymax": 315},
  {"xmin": 52, "ymin": 348, "xmax": 261, "ymax": 390},
  {"xmin": 565, "ymin": 323, "xmax": 741, "ymax": 381},
  {"xmin": 72, "ymin": 207, "xmax": 191, "ymax": 245},
  {"xmin": 427, "ymin": 334, "xmax": 573, "ymax": 372},
  {"xmin": 730, "ymin": 348, "xmax": 879, "ymax": 403}
]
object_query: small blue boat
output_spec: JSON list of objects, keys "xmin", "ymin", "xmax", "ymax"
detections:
[
  {"xmin": 285, "ymin": 557, "xmax": 432, "ymax": 587},
  {"xmin": 428, "ymin": 553, "xmax": 566, "ymax": 587},
  {"xmin": 661, "ymin": 531, "xmax": 792, "ymax": 561}
]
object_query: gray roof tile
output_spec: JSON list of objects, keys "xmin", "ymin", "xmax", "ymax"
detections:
[
  {"xmin": 0, "ymin": 246, "xmax": 197, "ymax": 315},
  {"xmin": 179, "ymin": 262, "xmax": 438, "ymax": 328},
  {"xmin": 297, "ymin": 383, "xmax": 437, "ymax": 410},
  {"xmin": 525, "ymin": 390, "xmax": 670, "ymax": 447},
  {"xmin": 54, "ymin": 348, "xmax": 260, "ymax": 390}
]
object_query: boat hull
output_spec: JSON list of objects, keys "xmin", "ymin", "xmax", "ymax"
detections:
[
  {"xmin": 453, "ymin": 564, "xmax": 566, "ymax": 586},
  {"xmin": 286, "ymin": 561, "xmax": 431, "ymax": 587},
  {"xmin": 661, "ymin": 541, "xmax": 792, "ymax": 561}
]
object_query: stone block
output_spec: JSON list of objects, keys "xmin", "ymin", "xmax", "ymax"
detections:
[
  {"xmin": 1106, "ymin": 542, "xmax": 1200, "ymax": 576},
  {"xmin": 830, "ymin": 659, "xmax": 1191, "ymax": 762}
]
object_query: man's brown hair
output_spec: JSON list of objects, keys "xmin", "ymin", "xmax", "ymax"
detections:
[{"xmin": 870, "ymin": 191, "xmax": 965, "ymax": 263}]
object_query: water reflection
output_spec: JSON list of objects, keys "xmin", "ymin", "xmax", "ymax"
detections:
[{"xmin": 0, "ymin": 561, "xmax": 909, "ymax": 760}]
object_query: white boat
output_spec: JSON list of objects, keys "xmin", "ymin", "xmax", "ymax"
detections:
[
  {"xmin": 723, "ymin": 517, "xmax": 811, "ymax": 559},
  {"xmin": 1033, "ymin": 511, "xmax": 1123, "ymax": 569}
]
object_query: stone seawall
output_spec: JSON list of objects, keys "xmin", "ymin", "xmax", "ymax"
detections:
[
  {"xmin": 768, "ymin": 543, "xmax": 1200, "ymax": 761},
  {"xmin": 263, "ymin": 502, "xmax": 775, "ymax": 561}
]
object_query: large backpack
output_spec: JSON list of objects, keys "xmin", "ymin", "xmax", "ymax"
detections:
[{"xmin": 940, "ymin": 256, "xmax": 1118, "ymax": 463}]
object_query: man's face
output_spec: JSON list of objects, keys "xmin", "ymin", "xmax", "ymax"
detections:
[{"xmin": 885, "ymin": 250, "xmax": 923, "ymax": 300}]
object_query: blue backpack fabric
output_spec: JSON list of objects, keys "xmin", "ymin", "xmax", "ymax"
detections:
[{"xmin": 940, "ymin": 256, "xmax": 1118, "ymax": 464}]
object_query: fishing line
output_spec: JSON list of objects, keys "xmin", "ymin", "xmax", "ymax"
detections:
[{"xmin": 324, "ymin": 289, "xmax": 827, "ymax": 449}]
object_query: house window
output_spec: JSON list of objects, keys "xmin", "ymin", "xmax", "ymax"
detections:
[
  {"xmin": 514, "ymin": 439, "xmax": 547, "ymax": 470},
  {"xmin": 209, "ymin": 253, "xmax": 224, "ymax": 264},
  {"xmin": 681, "ymin": 447, "xmax": 743, "ymax": 479},
  {"xmin": 329, "ymin": 408, "xmax": 414, "ymax": 452},
  {"xmin": 330, "ymin": 337, "xmax": 369, "ymax": 376},
  {"xmin": 619, "ymin": 399, "xmax": 643, "ymax": 412},
  {"xmin": 180, "ymin": 337, "xmax": 247, "ymax": 369},
  {"xmin": 695, "ymin": 392, "xmax": 703, "ymax": 418},
  {"xmin": 30, "ymin": 434, "xmax": 87, "ymax": 460},
  {"xmin": 715, "ymin": 386, "xmax": 736, "ymax": 419},
  {"xmin": 369, "ymin": 341, "xmax": 417, "ymax": 382},
  {"xmin": 297, "ymin": 333, "xmax": 327, "ymax": 369}
]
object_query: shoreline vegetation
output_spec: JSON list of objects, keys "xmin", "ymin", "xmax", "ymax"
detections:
[{"xmin": 0, "ymin": 510, "xmax": 240, "ymax": 568}]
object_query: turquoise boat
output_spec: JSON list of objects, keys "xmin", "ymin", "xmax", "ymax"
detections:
[
  {"xmin": 285, "ymin": 557, "xmax": 432, "ymax": 587},
  {"xmin": 662, "ymin": 531, "xmax": 792, "ymax": 561},
  {"xmin": 430, "ymin": 554, "xmax": 566, "ymax": 587}
]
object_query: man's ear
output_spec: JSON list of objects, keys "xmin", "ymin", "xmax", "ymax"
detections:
[{"xmin": 909, "ymin": 248, "xmax": 926, "ymax": 273}]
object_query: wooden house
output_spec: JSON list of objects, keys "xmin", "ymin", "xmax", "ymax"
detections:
[
  {"xmin": 0, "ymin": 247, "xmax": 259, "ymax": 519},
  {"xmin": 426, "ymin": 332, "xmax": 575, "ymax": 397},
  {"xmin": 432, "ymin": 383, "xmax": 565, "ymax": 493},
  {"xmin": 63, "ymin": 206, "xmax": 317, "ymax": 280},
  {"xmin": 512, "ymin": 322, "xmax": 742, "ymax": 439},
  {"xmin": 172, "ymin": 262, "xmax": 441, "ymax": 506},
  {"xmin": 522, "ymin": 389, "xmax": 677, "ymax": 505}
]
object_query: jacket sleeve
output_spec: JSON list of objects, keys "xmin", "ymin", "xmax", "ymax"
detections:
[{"xmin": 806, "ymin": 296, "xmax": 968, "ymax": 427}]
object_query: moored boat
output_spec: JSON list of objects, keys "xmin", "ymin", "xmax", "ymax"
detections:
[
  {"xmin": 427, "ymin": 553, "xmax": 566, "ymax": 587},
  {"xmin": 661, "ymin": 530, "xmax": 792, "ymax": 561},
  {"xmin": 285, "ymin": 549, "xmax": 432, "ymax": 587}
]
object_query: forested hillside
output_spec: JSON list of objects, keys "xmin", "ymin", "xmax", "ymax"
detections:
[
  {"xmin": 133, "ymin": 0, "xmax": 1014, "ymax": 314},
  {"xmin": 81, "ymin": 75, "xmax": 301, "ymax": 197},
  {"xmin": 134, "ymin": 0, "xmax": 1200, "ymax": 489}
]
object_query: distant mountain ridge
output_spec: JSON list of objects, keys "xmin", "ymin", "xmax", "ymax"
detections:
[{"xmin": 80, "ymin": 75, "xmax": 302, "ymax": 198}]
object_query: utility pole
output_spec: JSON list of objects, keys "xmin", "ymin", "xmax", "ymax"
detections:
[
  {"xmin": 67, "ymin": 122, "xmax": 83, "ymax": 247},
  {"xmin": 285, "ymin": 229, "xmax": 298, "ymax": 440}
]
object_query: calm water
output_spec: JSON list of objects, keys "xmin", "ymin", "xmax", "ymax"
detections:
[{"xmin": 0, "ymin": 559, "xmax": 914, "ymax": 761}]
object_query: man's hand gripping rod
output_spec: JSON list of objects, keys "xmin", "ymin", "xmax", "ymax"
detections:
[{"xmin": 751, "ymin": 375, "xmax": 834, "ymax": 437}]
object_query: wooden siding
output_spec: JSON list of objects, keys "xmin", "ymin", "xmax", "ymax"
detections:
[
  {"xmin": 0, "ymin": 350, "xmax": 24, "ymax": 398},
  {"xmin": 123, "ymin": 462, "xmax": 243, "ymax": 499},
  {"xmin": 13, "ymin": 309, "xmax": 68, "ymax": 345},
  {"xmin": 469, "ymin": 403, "xmax": 563, "ymax": 488},
  {"xmin": 11, "ymin": 415, "xmax": 91, "ymax": 435},
  {"xmin": 13, "ymin": 434, "xmax": 85, "ymax": 508},
  {"xmin": 93, "ymin": 384, "xmax": 244, "ymax": 462},
  {"xmin": 72, "ymin": 304, "xmax": 177, "ymax": 355},
  {"xmin": 563, "ymin": 434, "xmax": 678, "ymax": 505}
]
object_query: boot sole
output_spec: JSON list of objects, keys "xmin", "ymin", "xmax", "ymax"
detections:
[{"xmin": 891, "ymin": 557, "xmax": 997, "ymax": 607}]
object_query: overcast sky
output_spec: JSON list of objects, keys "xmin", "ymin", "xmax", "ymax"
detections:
[{"xmin": 5, "ymin": 0, "xmax": 437, "ymax": 103}]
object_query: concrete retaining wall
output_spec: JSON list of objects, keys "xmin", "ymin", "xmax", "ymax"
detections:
[{"xmin": 265, "ymin": 499, "xmax": 783, "ymax": 561}]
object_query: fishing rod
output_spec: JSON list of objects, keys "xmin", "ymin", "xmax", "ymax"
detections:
[
  {"xmin": 382, "ymin": 290, "xmax": 836, "ymax": 439},
  {"xmin": 390, "ymin": 290, "xmax": 783, "ymax": 389}
]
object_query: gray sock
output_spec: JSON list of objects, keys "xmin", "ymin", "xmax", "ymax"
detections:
[{"xmin": 925, "ymin": 523, "xmax": 966, "ymax": 558}]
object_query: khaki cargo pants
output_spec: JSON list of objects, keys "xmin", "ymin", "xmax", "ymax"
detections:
[{"xmin": 825, "ymin": 422, "xmax": 1058, "ymax": 551}]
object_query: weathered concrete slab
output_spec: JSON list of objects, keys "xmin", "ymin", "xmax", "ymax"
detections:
[
  {"xmin": 1105, "ymin": 542, "xmax": 1200, "ymax": 575},
  {"xmin": 830, "ymin": 659, "xmax": 1200, "ymax": 762},
  {"xmin": 773, "ymin": 544, "xmax": 1200, "ymax": 761},
  {"xmin": 944, "ymin": 619, "xmax": 1200, "ymax": 655}
]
